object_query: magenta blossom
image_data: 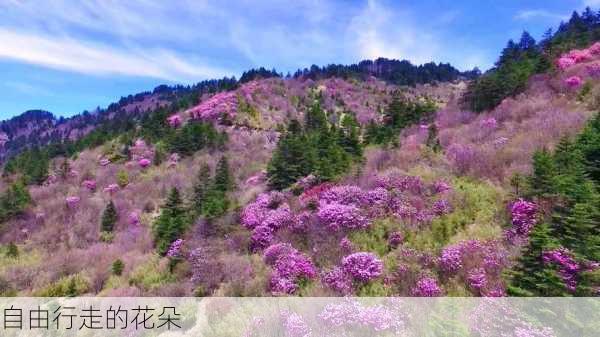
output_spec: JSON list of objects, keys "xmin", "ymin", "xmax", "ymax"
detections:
[
  {"xmin": 66, "ymin": 196, "xmax": 80, "ymax": 208},
  {"xmin": 138, "ymin": 158, "xmax": 151, "ymax": 168},
  {"xmin": 82, "ymin": 180, "xmax": 96, "ymax": 191},
  {"xmin": 565, "ymin": 76, "xmax": 583, "ymax": 88},
  {"xmin": 411, "ymin": 276, "xmax": 442, "ymax": 297},
  {"xmin": 167, "ymin": 114, "xmax": 182, "ymax": 127},
  {"xmin": 342, "ymin": 252, "xmax": 383, "ymax": 282},
  {"xmin": 166, "ymin": 239, "xmax": 184, "ymax": 258}
]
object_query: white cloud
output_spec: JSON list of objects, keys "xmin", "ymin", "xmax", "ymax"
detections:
[
  {"xmin": 347, "ymin": 0, "xmax": 440, "ymax": 65},
  {"xmin": 515, "ymin": 9, "xmax": 568, "ymax": 21},
  {"xmin": 0, "ymin": 28, "xmax": 231, "ymax": 81}
]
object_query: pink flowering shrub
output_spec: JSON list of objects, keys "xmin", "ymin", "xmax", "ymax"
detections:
[
  {"xmin": 138, "ymin": 158, "xmax": 151, "ymax": 168},
  {"xmin": 431, "ymin": 180, "xmax": 451, "ymax": 194},
  {"xmin": 587, "ymin": 62, "xmax": 600, "ymax": 77},
  {"xmin": 322, "ymin": 267, "xmax": 353, "ymax": 294},
  {"xmin": 265, "ymin": 244, "xmax": 317, "ymax": 294},
  {"xmin": 541, "ymin": 247, "xmax": 588, "ymax": 292},
  {"xmin": 167, "ymin": 114, "xmax": 182, "ymax": 127},
  {"xmin": 565, "ymin": 49, "xmax": 592, "ymax": 63},
  {"xmin": 128, "ymin": 210, "xmax": 140, "ymax": 225},
  {"xmin": 564, "ymin": 76, "xmax": 583, "ymax": 88},
  {"xmin": 263, "ymin": 243, "xmax": 295, "ymax": 265},
  {"xmin": 557, "ymin": 56, "xmax": 576, "ymax": 70},
  {"xmin": 317, "ymin": 202, "xmax": 369, "ymax": 231},
  {"xmin": 250, "ymin": 225, "xmax": 274, "ymax": 251},
  {"xmin": 82, "ymin": 180, "xmax": 96, "ymax": 191},
  {"xmin": 388, "ymin": 231, "xmax": 403, "ymax": 248},
  {"xmin": 103, "ymin": 184, "xmax": 119, "ymax": 194},
  {"xmin": 439, "ymin": 240, "xmax": 509, "ymax": 296},
  {"xmin": 341, "ymin": 252, "xmax": 383, "ymax": 282},
  {"xmin": 166, "ymin": 239, "xmax": 184, "ymax": 258},
  {"xmin": 188, "ymin": 91, "xmax": 237, "ymax": 122},
  {"xmin": 65, "ymin": 196, "xmax": 80, "ymax": 208},
  {"xmin": 320, "ymin": 185, "xmax": 364, "ymax": 205},
  {"xmin": 480, "ymin": 117, "xmax": 498, "ymax": 129},
  {"xmin": 129, "ymin": 139, "xmax": 154, "ymax": 162},
  {"xmin": 505, "ymin": 199, "xmax": 537, "ymax": 244},
  {"xmin": 411, "ymin": 276, "xmax": 442, "ymax": 296}
]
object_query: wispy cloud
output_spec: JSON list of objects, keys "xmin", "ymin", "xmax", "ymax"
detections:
[
  {"xmin": 0, "ymin": 28, "xmax": 231, "ymax": 81},
  {"xmin": 514, "ymin": 9, "xmax": 568, "ymax": 21},
  {"xmin": 0, "ymin": 0, "xmax": 485, "ymax": 82}
]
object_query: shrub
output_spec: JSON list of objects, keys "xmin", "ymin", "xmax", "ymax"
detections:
[
  {"xmin": 117, "ymin": 170, "xmax": 129, "ymax": 188},
  {"xmin": 341, "ymin": 252, "xmax": 383, "ymax": 282},
  {"xmin": 112, "ymin": 259, "xmax": 124, "ymax": 276},
  {"xmin": 101, "ymin": 201, "xmax": 118, "ymax": 233}
]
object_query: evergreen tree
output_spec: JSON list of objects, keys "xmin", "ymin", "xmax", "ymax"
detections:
[
  {"xmin": 338, "ymin": 114, "xmax": 363, "ymax": 157},
  {"xmin": 193, "ymin": 164, "xmax": 212, "ymax": 214},
  {"xmin": 214, "ymin": 156, "xmax": 233, "ymax": 192},
  {"xmin": 5, "ymin": 243, "xmax": 18, "ymax": 258},
  {"xmin": 0, "ymin": 181, "xmax": 31, "ymax": 222},
  {"xmin": 304, "ymin": 97, "xmax": 328, "ymax": 132},
  {"xmin": 508, "ymin": 222, "xmax": 565, "ymax": 296},
  {"xmin": 154, "ymin": 188, "xmax": 187, "ymax": 255},
  {"xmin": 426, "ymin": 123, "xmax": 442, "ymax": 152},
  {"xmin": 112, "ymin": 259, "xmax": 124, "ymax": 276},
  {"xmin": 527, "ymin": 149, "xmax": 556, "ymax": 198},
  {"xmin": 101, "ymin": 201, "xmax": 118, "ymax": 233}
]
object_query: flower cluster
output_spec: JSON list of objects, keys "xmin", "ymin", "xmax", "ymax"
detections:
[
  {"xmin": 432, "ymin": 180, "xmax": 451, "ymax": 194},
  {"xmin": 188, "ymin": 91, "xmax": 237, "ymax": 122},
  {"xmin": 480, "ymin": 117, "xmax": 498, "ymax": 129},
  {"xmin": 565, "ymin": 75, "xmax": 583, "ymax": 88},
  {"xmin": 542, "ymin": 248, "xmax": 580, "ymax": 292},
  {"xmin": 167, "ymin": 114, "xmax": 182, "ymax": 128},
  {"xmin": 322, "ymin": 267, "xmax": 353, "ymax": 294},
  {"xmin": 320, "ymin": 185, "xmax": 364, "ymax": 205},
  {"xmin": 129, "ymin": 139, "xmax": 154, "ymax": 162},
  {"xmin": 99, "ymin": 158, "xmax": 111, "ymax": 166},
  {"xmin": 103, "ymin": 184, "xmax": 119, "ymax": 194},
  {"xmin": 65, "ymin": 196, "xmax": 80, "ymax": 208},
  {"xmin": 82, "ymin": 180, "xmax": 96, "ymax": 191},
  {"xmin": 439, "ymin": 240, "xmax": 508, "ymax": 296},
  {"xmin": 431, "ymin": 199, "xmax": 452, "ymax": 216},
  {"xmin": 388, "ymin": 231, "xmax": 403, "ymax": 248},
  {"xmin": 166, "ymin": 239, "xmax": 184, "ymax": 258},
  {"xmin": 138, "ymin": 158, "xmax": 151, "ymax": 168},
  {"xmin": 341, "ymin": 252, "xmax": 383, "ymax": 282},
  {"xmin": 128, "ymin": 210, "xmax": 140, "ymax": 225},
  {"xmin": 411, "ymin": 276, "xmax": 442, "ymax": 297},
  {"xmin": 317, "ymin": 202, "xmax": 369, "ymax": 232},
  {"xmin": 505, "ymin": 199, "xmax": 537, "ymax": 243},
  {"xmin": 265, "ymin": 244, "xmax": 317, "ymax": 294},
  {"xmin": 587, "ymin": 62, "xmax": 600, "ymax": 77}
]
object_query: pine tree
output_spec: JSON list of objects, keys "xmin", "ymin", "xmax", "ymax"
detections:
[
  {"xmin": 527, "ymin": 149, "xmax": 556, "ymax": 198},
  {"xmin": 154, "ymin": 188, "xmax": 187, "ymax": 255},
  {"xmin": 101, "ymin": 201, "xmax": 118, "ymax": 233},
  {"xmin": 508, "ymin": 222, "xmax": 564, "ymax": 296},
  {"xmin": 112, "ymin": 259, "xmax": 124, "ymax": 276},
  {"xmin": 426, "ymin": 124, "xmax": 442, "ymax": 152},
  {"xmin": 193, "ymin": 164, "xmax": 211, "ymax": 214},
  {"xmin": 0, "ymin": 181, "xmax": 31, "ymax": 222},
  {"xmin": 304, "ymin": 98, "xmax": 328, "ymax": 131},
  {"xmin": 214, "ymin": 156, "xmax": 233, "ymax": 192},
  {"xmin": 338, "ymin": 114, "xmax": 362, "ymax": 157},
  {"xmin": 5, "ymin": 242, "xmax": 18, "ymax": 258}
]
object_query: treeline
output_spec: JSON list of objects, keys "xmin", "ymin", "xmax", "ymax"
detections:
[
  {"xmin": 267, "ymin": 95, "xmax": 363, "ymax": 190},
  {"xmin": 3, "ymin": 92, "xmax": 227, "ymax": 185},
  {"xmin": 509, "ymin": 113, "xmax": 600, "ymax": 296},
  {"xmin": 463, "ymin": 8, "xmax": 600, "ymax": 112},
  {"xmin": 293, "ymin": 58, "xmax": 479, "ymax": 86}
]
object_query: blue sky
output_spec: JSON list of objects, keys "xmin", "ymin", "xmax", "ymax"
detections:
[{"xmin": 0, "ymin": 0, "xmax": 597, "ymax": 119}]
